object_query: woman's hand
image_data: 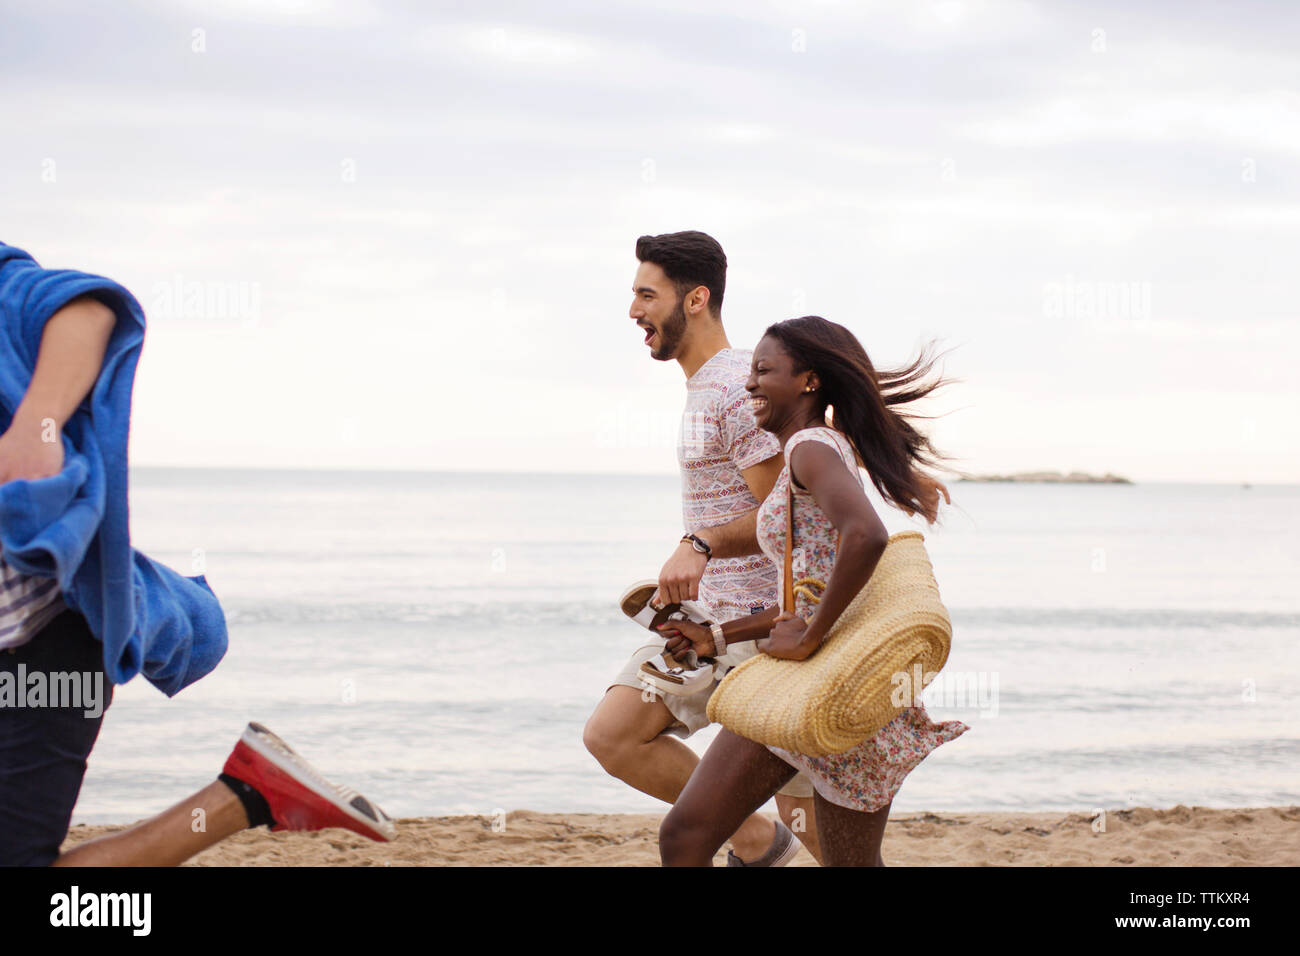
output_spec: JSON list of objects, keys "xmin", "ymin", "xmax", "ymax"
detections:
[
  {"xmin": 656, "ymin": 620, "xmax": 714, "ymax": 661},
  {"xmin": 903, "ymin": 474, "xmax": 951, "ymax": 522},
  {"xmin": 760, "ymin": 611, "xmax": 820, "ymax": 661}
]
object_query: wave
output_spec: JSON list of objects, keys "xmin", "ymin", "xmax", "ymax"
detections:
[
  {"xmin": 220, "ymin": 600, "xmax": 1300, "ymax": 630},
  {"xmin": 224, "ymin": 600, "xmax": 627, "ymax": 627},
  {"xmin": 949, "ymin": 606, "xmax": 1300, "ymax": 630}
]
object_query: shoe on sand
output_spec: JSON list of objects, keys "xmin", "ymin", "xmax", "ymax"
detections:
[
  {"xmin": 222, "ymin": 722, "xmax": 397, "ymax": 842},
  {"xmin": 638, "ymin": 652, "xmax": 715, "ymax": 697},
  {"xmin": 619, "ymin": 579, "xmax": 716, "ymax": 632},
  {"xmin": 726, "ymin": 820, "xmax": 801, "ymax": 867}
]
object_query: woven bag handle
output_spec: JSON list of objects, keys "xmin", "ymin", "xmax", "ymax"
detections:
[
  {"xmin": 783, "ymin": 447, "xmax": 841, "ymax": 613},
  {"xmin": 783, "ymin": 478, "xmax": 797, "ymax": 612}
]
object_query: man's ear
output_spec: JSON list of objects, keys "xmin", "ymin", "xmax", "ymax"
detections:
[{"xmin": 686, "ymin": 285, "xmax": 710, "ymax": 317}]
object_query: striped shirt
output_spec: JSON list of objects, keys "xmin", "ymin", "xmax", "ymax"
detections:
[{"xmin": 0, "ymin": 551, "xmax": 65, "ymax": 651}]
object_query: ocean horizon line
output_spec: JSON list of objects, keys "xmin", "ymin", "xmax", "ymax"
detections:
[{"xmin": 126, "ymin": 464, "xmax": 1299, "ymax": 487}]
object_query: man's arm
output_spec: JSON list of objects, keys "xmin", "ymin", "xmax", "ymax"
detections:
[
  {"xmin": 0, "ymin": 295, "xmax": 115, "ymax": 483},
  {"xmin": 692, "ymin": 454, "xmax": 782, "ymax": 558},
  {"xmin": 655, "ymin": 453, "xmax": 783, "ymax": 604}
]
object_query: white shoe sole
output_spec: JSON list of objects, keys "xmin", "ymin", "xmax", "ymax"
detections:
[{"xmin": 239, "ymin": 722, "xmax": 397, "ymax": 841}]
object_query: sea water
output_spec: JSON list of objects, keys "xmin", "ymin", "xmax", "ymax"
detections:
[{"xmin": 69, "ymin": 469, "xmax": 1300, "ymax": 822}]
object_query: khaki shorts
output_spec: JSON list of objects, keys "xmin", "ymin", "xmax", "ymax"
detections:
[{"xmin": 609, "ymin": 643, "xmax": 815, "ymax": 799}]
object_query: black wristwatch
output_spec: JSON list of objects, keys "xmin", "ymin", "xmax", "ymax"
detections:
[{"xmin": 681, "ymin": 532, "xmax": 712, "ymax": 558}]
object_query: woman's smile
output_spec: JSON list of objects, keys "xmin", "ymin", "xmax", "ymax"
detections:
[{"xmin": 749, "ymin": 394, "xmax": 771, "ymax": 422}]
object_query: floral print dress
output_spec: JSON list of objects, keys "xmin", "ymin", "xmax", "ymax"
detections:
[{"xmin": 755, "ymin": 426, "xmax": 970, "ymax": 812}]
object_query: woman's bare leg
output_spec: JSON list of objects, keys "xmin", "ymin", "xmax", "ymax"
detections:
[
  {"xmin": 813, "ymin": 792, "xmax": 891, "ymax": 867},
  {"xmin": 584, "ymin": 686, "xmax": 776, "ymax": 859},
  {"xmin": 659, "ymin": 729, "xmax": 796, "ymax": 866}
]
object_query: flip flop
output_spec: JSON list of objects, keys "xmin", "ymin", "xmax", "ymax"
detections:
[
  {"xmin": 619, "ymin": 579, "xmax": 716, "ymax": 632},
  {"xmin": 637, "ymin": 651, "xmax": 715, "ymax": 697},
  {"xmin": 620, "ymin": 579, "xmax": 718, "ymax": 696}
]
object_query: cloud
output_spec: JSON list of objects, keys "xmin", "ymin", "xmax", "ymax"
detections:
[
  {"xmin": 962, "ymin": 90, "xmax": 1300, "ymax": 153},
  {"xmin": 1, "ymin": 0, "xmax": 1295, "ymax": 480},
  {"xmin": 143, "ymin": 0, "xmax": 385, "ymax": 27}
]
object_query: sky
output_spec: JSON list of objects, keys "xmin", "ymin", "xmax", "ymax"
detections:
[{"xmin": 1, "ymin": 0, "xmax": 1296, "ymax": 482}]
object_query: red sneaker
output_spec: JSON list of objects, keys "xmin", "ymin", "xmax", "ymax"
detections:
[{"xmin": 222, "ymin": 722, "xmax": 397, "ymax": 842}]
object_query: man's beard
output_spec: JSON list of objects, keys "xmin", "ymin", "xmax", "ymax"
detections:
[{"xmin": 650, "ymin": 297, "xmax": 688, "ymax": 361}]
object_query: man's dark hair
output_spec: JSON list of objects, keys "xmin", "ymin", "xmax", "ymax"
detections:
[{"xmin": 634, "ymin": 231, "xmax": 727, "ymax": 317}]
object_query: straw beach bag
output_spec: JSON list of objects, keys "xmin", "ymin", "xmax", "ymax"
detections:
[{"xmin": 706, "ymin": 482, "xmax": 953, "ymax": 757}]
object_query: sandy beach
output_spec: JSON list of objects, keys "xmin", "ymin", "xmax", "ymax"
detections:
[{"xmin": 60, "ymin": 805, "xmax": 1298, "ymax": 866}]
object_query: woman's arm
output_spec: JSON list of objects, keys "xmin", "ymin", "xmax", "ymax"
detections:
[
  {"xmin": 763, "ymin": 440, "xmax": 890, "ymax": 660},
  {"xmin": 658, "ymin": 605, "xmax": 781, "ymax": 659}
]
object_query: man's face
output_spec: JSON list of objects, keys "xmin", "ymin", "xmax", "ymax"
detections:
[{"xmin": 629, "ymin": 260, "xmax": 687, "ymax": 362}]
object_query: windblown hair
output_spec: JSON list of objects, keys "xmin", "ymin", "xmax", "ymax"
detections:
[
  {"xmin": 635, "ymin": 231, "xmax": 727, "ymax": 316},
  {"xmin": 763, "ymin": 316, "xmax": 958, "ymax": 524}
]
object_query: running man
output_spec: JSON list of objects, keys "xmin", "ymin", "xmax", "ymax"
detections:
[
  {"xmin": 0, "ymin": 242, "xmax": 394, "ymax": 865},
  {"xmin": 583, "ymin": 231, "xmax": 821, "ymax": 865}
]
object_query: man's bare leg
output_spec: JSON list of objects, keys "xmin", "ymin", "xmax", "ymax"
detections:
[
  {"xmin": 54, "ymin": 781, "xmax": 249, "ymax": 867},
  {"xmin": 775, "ymin": 793, "xmax": 824, "ymax": 864},
  {"xmin": 583, "ymin": 685, "xmax": 776, "ymax": 860}
]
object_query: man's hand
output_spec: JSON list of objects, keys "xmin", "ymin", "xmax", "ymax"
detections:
[
  {"xmin": 761, "ymin": 611, "xmax": 820, "ymax": 661},
  {"xmin": 654, "ymin": 539, "xmax": 708, "ymax": 605},
  {"xmin": 0, "ymin": 413, "xmax": 63, "ymax": 484}
]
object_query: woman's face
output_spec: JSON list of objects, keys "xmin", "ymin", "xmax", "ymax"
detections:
[{"xmin": 746, "ymin": 335, "xmax": 816, "ymax": 433}]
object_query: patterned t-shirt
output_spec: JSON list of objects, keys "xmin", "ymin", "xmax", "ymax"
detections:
[{"xmin": 678, "ymin": 348, "xmax": 781, "ymax": 625}]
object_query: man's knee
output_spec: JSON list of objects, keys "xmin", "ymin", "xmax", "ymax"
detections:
[
  {"xmin": 0, "ymin": 739, "xmax": 88, "ymax": 866},
  {"xmin": 582, "ymin": 702, "xmax": 641, "ymax": 775},
  {"xmin": 582, "ymin": 711, "xmax": 622, "ymax": 769},
  {"xmin": 582, "ymin": 686, "xmax": 671, "ymax": 775},
  {"xmin": 0, "ymin": 612, "xmax": 110, "ymax": 867}
]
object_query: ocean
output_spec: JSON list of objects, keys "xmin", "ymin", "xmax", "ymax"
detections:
[{"xmin": 69, "ymin": 469, "xmax": 1300, "ymax": 823}]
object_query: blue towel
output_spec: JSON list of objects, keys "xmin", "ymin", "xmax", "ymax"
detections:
[{"xmin": 0, "ymin": 242, "xmax": 227, "ymax": 695}]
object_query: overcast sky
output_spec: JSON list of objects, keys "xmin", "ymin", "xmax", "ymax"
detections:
[{"xmin": 2, "ymin": 0, "xmax": 1295, "ymax": 481}]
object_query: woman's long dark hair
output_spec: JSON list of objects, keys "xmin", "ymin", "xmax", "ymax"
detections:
[{"xmin": 763, "ymin": 316, "xmax": 959, "ymax": 524}]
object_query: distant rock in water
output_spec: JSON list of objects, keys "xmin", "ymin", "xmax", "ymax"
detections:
[{"xmin": 960, "ymin": 471, "xmax": 1133, "ymax": 484}]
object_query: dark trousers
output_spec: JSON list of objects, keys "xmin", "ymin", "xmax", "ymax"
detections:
[{"xmin": 0, "ymin": 609, "xmax": 113, "ymax": 866}]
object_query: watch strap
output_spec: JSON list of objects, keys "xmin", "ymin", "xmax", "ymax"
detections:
[
  {"xmin": 709, "ymin": 622, "xmax": 726, "ymax": 657},
  {"xmin": 681, "ymin": 532, "xmax": 712, "ymax": 557}
]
